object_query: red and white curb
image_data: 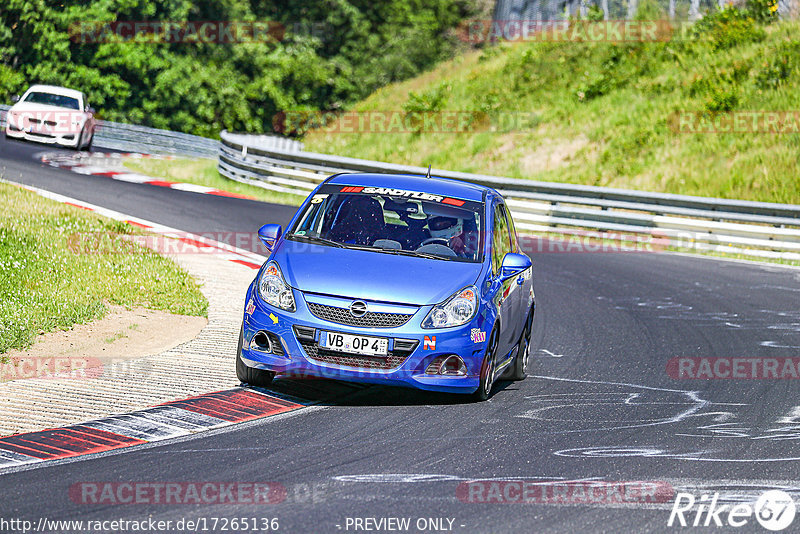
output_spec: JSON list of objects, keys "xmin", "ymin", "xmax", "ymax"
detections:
[
  {"xmin": 40, "ymin": 151, "xmax": 254, "ymax": 200},
  {"xmin": 6, "ymin": 179, "xmax": 266, "ymax": 271},
  {"xmin": 0, "ymin": 388, "xmax": 304, "ymax": 468}
]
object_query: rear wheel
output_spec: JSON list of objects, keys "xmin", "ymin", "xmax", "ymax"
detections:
[
  {"xmin": 74, "ymin": 126, "xmax": 87, "ymax": 151},
  {"xmin": 235, "ymin": 326, "xmax": 275, "ymax": 387},
  {"xmin": 510, "ymin": 307, "xmax": 534, "ymax": 380},
  {"xmin": 472, "ymin": 331, "xmax": 497, "ymax": 401}
]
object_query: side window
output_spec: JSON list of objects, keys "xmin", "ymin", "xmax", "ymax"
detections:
[
  {"xmin": 504, "ymin": 208, "xmax": 518, "ymax": 253},
  {"xmin": 492, "ymin": 203, "xmax": 512, "ymax": 273}
]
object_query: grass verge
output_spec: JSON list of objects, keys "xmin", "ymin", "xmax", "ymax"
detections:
[
  {"xmin": 0, "ymin": 183, "xmax": 207, "ymax": 355},
  {"xmin": 122, "ymin": 157, "xmax": 304, "ymax": 206}
]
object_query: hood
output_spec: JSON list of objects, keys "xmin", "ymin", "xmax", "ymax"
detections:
[{"xmin": 273, "ymin": 240, "xmax": 482, "ymax": 306}]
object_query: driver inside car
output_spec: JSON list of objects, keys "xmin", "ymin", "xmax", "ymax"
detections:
[{"xmin": 426, "ymin": 209, "xmax": 479, "ymax": 258}]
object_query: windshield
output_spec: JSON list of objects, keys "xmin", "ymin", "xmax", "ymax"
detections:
[
  {"xmin": 288, "ymin": 184, "xmax": 484, "ymax": 262},
  {"xmin": 23, "ymin": 92, "xmax": 80, "ymax": 110}
]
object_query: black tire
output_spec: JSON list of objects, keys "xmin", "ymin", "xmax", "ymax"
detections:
[
  {"xmin": 510, "ymin": 307, "xmax": 534, "ymax": 380},
  {"xmin": 74, "ymin": 127, "xmax": 86, "ymax": 151},
  {"xmin": 235, "ymin": 326, "xmax": 275, "ymax": 387},
  {"xmin": 472, "ymin": 330, "xmax": 497, "ymax": 401}
]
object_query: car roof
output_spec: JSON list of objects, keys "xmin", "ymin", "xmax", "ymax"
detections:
[
  {"xmin": 23, "ymin": 85, "xmax": 84, "ymax": 100},
  {"xmin": 326, "ymin": 173, "xmax": 491, "ymax": 202}
]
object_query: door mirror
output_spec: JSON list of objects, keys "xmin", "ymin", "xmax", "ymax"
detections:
[
  {"xmin": 11, "ymin": 95, "xmax": 19, "ymax": 103},
  {"xmin": 498, "ymin": 252, "xmax": 531, "ymax": 280},
  {"xmin": 257, "ymin": 224, "xmax": 282, "ymax": 251}
]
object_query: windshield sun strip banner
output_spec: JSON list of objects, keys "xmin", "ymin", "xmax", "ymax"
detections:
[{"xmin": 320, "ymin": 184, "xmax": 477, "ymax": 208}]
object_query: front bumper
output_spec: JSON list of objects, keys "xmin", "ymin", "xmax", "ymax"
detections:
[
  {"xmin": 239, "ymin": 284, "xmax": 491, "ymax": 394},
  {"xmin": 5, "ymin": 125, "xmax": 80, "ymax": 147}
]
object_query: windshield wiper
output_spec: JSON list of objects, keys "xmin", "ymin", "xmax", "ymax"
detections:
[
  {"xmin": 343, "ymin": 244, "xmax": 454, "ymax": 261},
  {"xmin": 288, "ymin": 234, "xmax": 344, "ymax": 248},
  {"xmin": 400, "ymin": 249, "xmax": 455, "ymax": 261}
]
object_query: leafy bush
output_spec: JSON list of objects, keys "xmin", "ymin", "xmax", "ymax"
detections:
[
  {"xmin": 754, "ymin": 41, "xmax": 800, "ymax": 89},
  {"xmin": 585, "ymin": 5, "xmax": 605, "ymax": 22},
  {"xmin": 574, "ymin": 45, "xmax": 638, "ymax": 102},
  {"xmin": 704, "ymin": 86, "xmax": 739, "ymax": 112},
  {"xmin": 403, "ymin": 83, "xmax": 450, "ymax": 114},
  {"xmin": 691, "ymin": 5, "xmax": 765, "ymax": 50},
  {"xmin": 745, "ymin": 0, "xmax": 779, "ymax": 23}
]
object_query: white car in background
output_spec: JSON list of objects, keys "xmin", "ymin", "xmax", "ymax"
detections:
[{"xmin": 5, "ymin": 84, "xmax": 96, "ymax": 150}]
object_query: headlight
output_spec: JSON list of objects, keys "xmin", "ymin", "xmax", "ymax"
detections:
[
  {"xmin": 422, "ymin": 286, "xmax": 478, "ymax": 329},
  {"xmin": 258, "ymin": 261, "xmax": 295, "ymax": 312}
]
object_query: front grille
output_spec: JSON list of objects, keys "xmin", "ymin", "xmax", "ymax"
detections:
[
  {"xmin": 299, "ymin": 339, "xmax": 417, "ymax": 370},
  {"xmin": 306, "ymin": 302, "xmax": 414, "ymax": 328},
  {"xmin": 30, "ymin": 118, "xmax": 57, "ymax": 127}
]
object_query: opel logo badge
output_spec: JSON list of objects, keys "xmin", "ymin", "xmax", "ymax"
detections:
[{"xmin": 349, "ymin": 300, "xmax": 368, "ymax": 317}]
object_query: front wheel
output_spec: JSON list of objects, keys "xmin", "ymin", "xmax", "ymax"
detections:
[
  {"xmin": 472, "ymin": 331, "xmax": 497, "ymax": 401},
  {"xmin": 235, "ymin": 326, "xmax": 275, "ymax": 387}
]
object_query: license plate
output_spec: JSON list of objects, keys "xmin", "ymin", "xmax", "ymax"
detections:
[{"xmin": 319, "ymin": 331, "xmax": 388, "ymax": 356}]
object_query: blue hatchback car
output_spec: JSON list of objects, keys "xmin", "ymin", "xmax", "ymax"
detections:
[{"xmin": 236, "ymin": 173, "xmax": 535, "ymax": 400}]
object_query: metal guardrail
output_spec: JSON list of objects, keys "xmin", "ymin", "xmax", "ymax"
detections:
[
  {"xmin": 1, "ymin": 104, "xmax": 218, "ymax": 158},
  {"xmin": 218, "ymin": 130, "xmax": 800, "ymax": 261},
  {"xmin": 223, "ymin": 131, "xmax": 303, "ymax": 154}
]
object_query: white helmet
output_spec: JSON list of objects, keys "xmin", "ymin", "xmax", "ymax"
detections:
[{"xmin": 428, "ymin": 215, "xmax": 464, "ymax": 240}]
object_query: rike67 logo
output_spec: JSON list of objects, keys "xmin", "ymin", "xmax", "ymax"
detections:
[{"xmin": 668, "ymin": 490, "xmax": 796, "ymax": 531}]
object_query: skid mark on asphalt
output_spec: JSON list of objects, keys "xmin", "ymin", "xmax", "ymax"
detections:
[
  {"xmin": 520, "ymin": 375, "xmax": 800, "ymax": 463},
  {"xmin": 761, "ymin": 341, "xmax": 800, "ymax": 349},
  {"xmin": 596, "ymin": 296, "xmax": 800, "ymax": 350},
  {"xmin": 537, "ymin": 349, "xmax": 563, "ymax": 358}
]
